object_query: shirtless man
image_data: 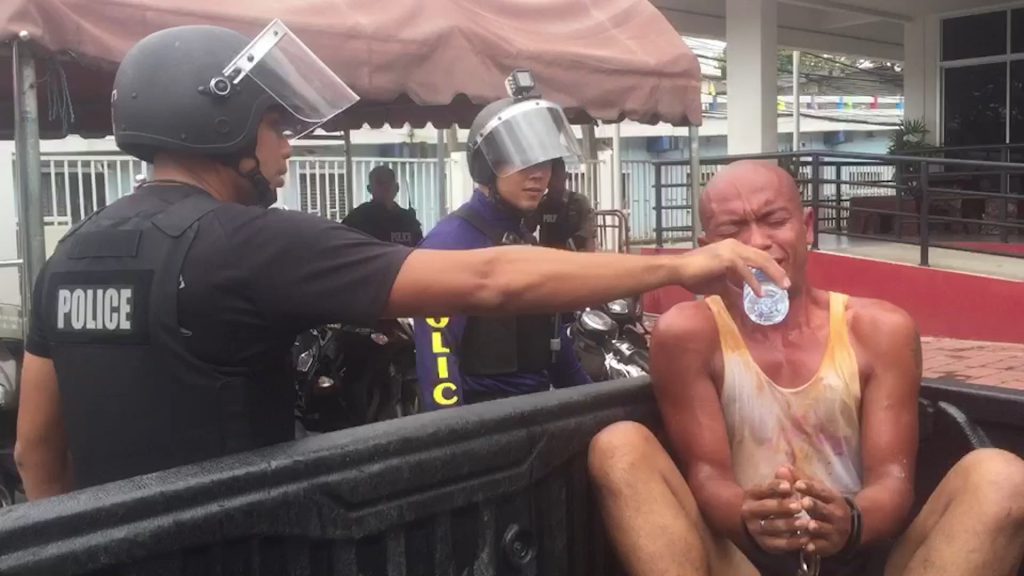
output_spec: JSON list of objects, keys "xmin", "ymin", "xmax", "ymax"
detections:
[{"xmin": 587, "ymin": 160, "xmax": 1024, "ymax": 576}]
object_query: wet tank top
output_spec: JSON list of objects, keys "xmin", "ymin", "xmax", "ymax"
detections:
[{"xmin": 705, "ymin": 292, "xmax": 863, "ymax": 496}]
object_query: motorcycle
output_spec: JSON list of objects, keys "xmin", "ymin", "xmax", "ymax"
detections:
[
  {"xmin": 337, "ymin": 319, "xmax": 419, "ymax": 424},
  {"xmin": 292, "ymin": 324, "xmax": 347, "ymax": 434},
  {"xmin": 292, "ymin": 318, "xmax": 419, "ymax": 434},
  {"xmin": 570, "ymin": 297, "xmax": 651, "ymax": 382},
  {"xmin": 603, "ymin": 295, "xmax": 651, "ymax": 350}
]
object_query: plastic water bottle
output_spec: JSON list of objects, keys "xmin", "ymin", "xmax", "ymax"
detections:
[{"xmin": 743, "ymin": 268, "xmax": 789, "ymax": 326}]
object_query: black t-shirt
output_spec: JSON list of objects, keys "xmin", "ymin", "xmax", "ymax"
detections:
[
  {"xmin": 342, "ymin": 201, "xmax": 424, "ymax": 247},
  {"xmin": 27, "ymin": 199, "xmax": 413, "ymax": 372}
]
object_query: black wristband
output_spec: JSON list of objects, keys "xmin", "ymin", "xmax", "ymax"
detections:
[{"xmin": 835, "ymin": 495, "xmax": 863, "ymax": 561}]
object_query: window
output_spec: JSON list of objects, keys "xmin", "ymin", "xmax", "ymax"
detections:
[
  {"xmin": 942, "ymin": 12, "xmax": 1007, "ymax": 62},
  {"xmin": 1013, "ymin": 9, "xmax": 1024, "ymax": 53},
  {"xmin": 940, "ymin": 8, "xmax": 1024, "ymax": 146},
  {"xmin": 943, "ymin": 64, "xmax": 1006, "ymax": 147}
]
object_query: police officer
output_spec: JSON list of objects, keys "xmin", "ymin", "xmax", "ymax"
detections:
[
  {"xmin": 343, "ymin": 165, "xmax": 424, "ymax": 247},
  {"xmin": 15, "ymin": 28, "xmax": 788, "ymax": 500},
  {"xmin": 412, "ymin": 72, "xmax": 593, "ymax": 410},
  {"xmin": 525, "ymin": 158, "xmax": 596, "ymax": 252}
]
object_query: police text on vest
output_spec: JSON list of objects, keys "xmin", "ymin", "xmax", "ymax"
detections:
[{"xmin": 57, "ymin": 287, "xmax": 134, "ymax": 331}]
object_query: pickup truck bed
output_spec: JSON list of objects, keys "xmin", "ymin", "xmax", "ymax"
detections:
[{"xmin": 0, "ymin": 377, "xmax": 1020, "ymax": 576}]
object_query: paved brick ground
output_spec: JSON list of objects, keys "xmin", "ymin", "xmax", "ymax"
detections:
[{"xmin": 922, "ymin": 337, "xmax": 1024, "ymax": 389}]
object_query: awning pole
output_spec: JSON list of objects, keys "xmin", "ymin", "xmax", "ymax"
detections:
[
  {"xmin": 436, "ymin": 128, "xmax": 448, "ymax": 218},
  {"xmin": 343, "ymin": 129, "xmax": 354, "ymax": 218},
  {"xmin": 688, "ymin": 125, "xmax": 702, "ymax": 249},
  {"xmin": 612, "ymin": 123, "xmax": 622, "ymax": 210},
  {"xmin": 581, "ymin": 123, "xmax": 598, "ymax": 204},
  {"xmin": 13, "ymin": 32, "xmax": 44, "ymax": 340},
  {"xmin": 793, "ymin": 50, "xmax": 801, "ymax": 151}
]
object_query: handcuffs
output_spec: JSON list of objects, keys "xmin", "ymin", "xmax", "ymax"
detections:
[
  {"xmin": 797, "ymin": 495, "xmax": 862, "ymax": 576},
  {"xmin": 797, "ymin": 550, "xmax": 821, "ymax": 576}
]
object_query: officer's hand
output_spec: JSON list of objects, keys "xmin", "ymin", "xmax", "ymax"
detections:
[
  {"xmin": 676, "ymin": 239, "xmax": 789, "ymax": 297},
  {"xmin": 794, "ymin": 479, "xmax": 853, "ymax": 557},
  {"xmin": 741, "ymin": 471, "xmax": 810, "ymax": 554}
]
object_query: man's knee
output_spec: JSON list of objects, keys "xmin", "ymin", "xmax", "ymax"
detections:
[
  {"xmin": 952, "ymin": 448, "xmax": 1024, "ymax": 525},
  {"xmin": 588, "ymin": 421, "xmax": 663, "ymax": 487}
]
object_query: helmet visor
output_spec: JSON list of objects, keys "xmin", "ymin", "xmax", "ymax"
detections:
[
  {"xmin": 476, "ymin": 100, "xmax": 583, "ymax": 177},
  {"xmin": 223, "ymin": 19, "xmax": 359, "ymax": 139}
]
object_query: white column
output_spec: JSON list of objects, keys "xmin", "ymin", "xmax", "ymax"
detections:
[
  {"xmin": 903, "ymin": 16, "xmax": 941, "ymax": 144},
  {"xmin": 726, "ymin": 0, "xmax": 779, "ymax": 154}
]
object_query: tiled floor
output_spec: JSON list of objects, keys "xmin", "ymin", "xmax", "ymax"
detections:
[{"xmin": 923, "ymin": 337, "xmax": 1024, "ymax": 389}]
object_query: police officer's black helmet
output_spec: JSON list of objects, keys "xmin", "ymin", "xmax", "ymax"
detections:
[
  {"xmin": 113, "ymin": 25, "xmax": 272, "ymax": 163},
  {"xmin": 465, "ymin": 70, "xmax": 583, "ymax": 186},
  {"xmin": 113, "ymin": 21, "xmax": 360, "ymax": 166}
]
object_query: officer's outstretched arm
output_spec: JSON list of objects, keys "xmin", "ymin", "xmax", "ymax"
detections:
[
  {"xmin": 383, "ymin": 239, "xmax": 789, "ymax": 318},
  {"xmin": 15, "ymin": 353, "xmax": 74, "ymax": 500}
]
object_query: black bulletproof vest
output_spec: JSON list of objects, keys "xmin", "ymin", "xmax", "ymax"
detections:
[
  {"xmin": 452, "ymin": 205, "xmax": 554, "ymax": 376},
  {"xmin": 41, "ymin": 185, "xmax": 281, "ymax": 489},
  {"xmin": 537, "ymin": 195, "xmax": 573, "ymax": 250}
]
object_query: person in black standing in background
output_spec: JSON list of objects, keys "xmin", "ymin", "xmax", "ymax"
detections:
[
  {"xmin": 525, "ymin": 158, "xmax": 596, "ymax": 252},
  {"xmin": 15, "ymin": 23, "xmax": 789, "ymax": 501},
  {"xmin": 343, "ymin": 165, "xmax": 423, "ymax": 247}
]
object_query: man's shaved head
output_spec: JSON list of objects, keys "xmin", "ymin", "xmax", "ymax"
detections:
[
  {"xmin": 697, "ymin": 160, "xmax": 813, "ymax": 291},
  {"xmin": 699, "ymin": 161, "xmax": 801, "ymax": 229}
]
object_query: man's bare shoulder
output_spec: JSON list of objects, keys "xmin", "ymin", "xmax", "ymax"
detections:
[
  {"xmin": 846, "ymin": 296, "xmax": 917, "ymax": 339},
  {"xmin": 845, "ymin": 296, "xmax": 921, "ymax": 376},
  {"xmin": 651, "ymin": 299, "xmax": 720, "ymax": 355}
]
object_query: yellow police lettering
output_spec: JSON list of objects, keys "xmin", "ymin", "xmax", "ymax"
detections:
[
  {"xmin": 431, "ymin": 332, "xmax": 450, "ymax": 354},
  {"xmin": 427, "ymin": 317, "xmax": 449, "ymax": 329},
  {"xmin": 436, "ymin": 357, "xmax": 449, "ymax": 379},
  {"xmin": 433, "ymin": 382, "xmax": 458, "ymax": 406}
]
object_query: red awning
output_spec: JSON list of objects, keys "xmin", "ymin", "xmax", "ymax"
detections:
[{"xmin": 0, "ymin": 0, "xmax": 702, "ymax": 139}]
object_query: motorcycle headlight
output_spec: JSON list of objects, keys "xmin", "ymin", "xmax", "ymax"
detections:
[{"xmin": 580, "ymin": 309, "xmax": 618, "ymax": 339}]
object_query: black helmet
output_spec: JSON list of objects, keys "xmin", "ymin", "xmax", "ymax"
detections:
[
  {"xmin": 113, "ymin": 20, "xmax": 359, "ymax": 205},
  {"xmin": 113, "ymin": 25, "xmax": 271, "ymax": 163},
  {"xmin": 466, "ymin": 71, "xmax": 582, "ymax": 186}
]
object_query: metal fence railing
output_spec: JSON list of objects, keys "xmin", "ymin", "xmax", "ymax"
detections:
[
  {"xmin": 623, "ymin": 159, "xmax": 896, "ymax": 244},
  {"xmin": 36, "ymin": 155, "xmax": 149, "ymax": 226},
  {"xmin": 23, "ymin": 154, "xmax": 614, "ymax": 241},
  {"xmin": 651, "ymin": 151, "xmax": 1024, "ymax": 266}
]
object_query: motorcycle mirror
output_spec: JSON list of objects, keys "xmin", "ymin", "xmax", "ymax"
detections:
[
  {"xmin": 297, "ymin": 350, "xmax": 316, "ymax": 373},
  {"xmin": 606, "ymin": 299, "xmax": 630, "ymax": 316}
]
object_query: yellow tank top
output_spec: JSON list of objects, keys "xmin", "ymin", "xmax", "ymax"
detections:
[{"xmin": 705, "ymin": 292, "xmax": 863, "ymax": 496}]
